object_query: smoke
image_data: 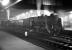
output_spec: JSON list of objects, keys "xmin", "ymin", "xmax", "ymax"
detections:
[
  {"xmin": 57, "ymin": 10, "xmax": 72, "ymax": 30},
  {"xmin": 10, "ymin": 9, "xmax": 53, "ymax": 20}
]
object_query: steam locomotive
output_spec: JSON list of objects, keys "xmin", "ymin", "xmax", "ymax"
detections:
[
  {"xmin": 22, "ymin": 14, "xmax": 62, "ymax": 37},
  {"xmin": 1, "ymin": 13, "xmax": 62, "ymax": 37}
]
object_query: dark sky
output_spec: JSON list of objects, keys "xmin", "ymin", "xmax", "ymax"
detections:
[
  {"xmin": 62, "ymin": 0, "xmax": 72, "ymax": 7},
  {"xmin": 11, "ymin": 0, "xmax": 72, "ymax": 10}
]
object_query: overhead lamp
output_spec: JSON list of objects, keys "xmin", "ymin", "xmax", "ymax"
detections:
[
  {"xmin": 0, "ymin": 0, "xmax": 10, "ymax": 6},
  {"xmin": 1, "ymin": 0, "xmax": 22, "ymax": 11}
]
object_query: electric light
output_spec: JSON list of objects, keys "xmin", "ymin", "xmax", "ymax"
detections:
[{"xmin": 1, "ymin": 0, "xmax": 10, "ymax": 6}]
